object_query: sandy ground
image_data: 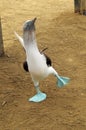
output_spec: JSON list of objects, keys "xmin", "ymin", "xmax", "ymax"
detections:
[{"xmin": 0, "ymin": 0, "xmax": 86, "ymax": 130}]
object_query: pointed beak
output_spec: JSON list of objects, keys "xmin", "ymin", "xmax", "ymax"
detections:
[{"xmin": 32, "ymin": 17, "xmax": 37, "ymax": 24}]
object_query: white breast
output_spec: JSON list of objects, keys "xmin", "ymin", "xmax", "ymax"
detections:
[{"xmin": 26, "ymin": 47, "xmax": 49, "ymax": 81}]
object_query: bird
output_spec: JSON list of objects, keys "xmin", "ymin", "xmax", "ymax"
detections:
[{"xmin": 14, "ymin": 18, "xmax": 70, "ymax": 102}]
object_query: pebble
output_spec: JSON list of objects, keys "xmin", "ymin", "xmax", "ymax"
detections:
[{"xmin": 2, "ymin": 101, "xmax": 7, "ymax": 106}]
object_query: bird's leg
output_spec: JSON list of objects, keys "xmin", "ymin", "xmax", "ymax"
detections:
[
  {"xmin": 48, "ymin": 67, "xmax": 70, "ymax": 88},
  {"xmin": 29, "ymin": 81, "xmax": 47, "ymax": 102},
  {"xmin": 35, "ymin": 84, "xmax": 41, "ymax": 94},
  {"xmin": 33, "ymin": 81, "xmax": 41, "ymax": 93}
]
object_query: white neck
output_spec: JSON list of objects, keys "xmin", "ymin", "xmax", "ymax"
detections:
[
  {"xmin": 23, "ymin": 31, "xmax": 36, "ymax": 42},
  {"xmin": 23, "ymin": 30, "xmax": 39, "ymax": 53}
]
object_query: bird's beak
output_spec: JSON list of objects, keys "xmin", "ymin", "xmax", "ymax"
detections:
[{"xmin": 32, "ymin": 17, "xmax": 37, "ymax": 24}]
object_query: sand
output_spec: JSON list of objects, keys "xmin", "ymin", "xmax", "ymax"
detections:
[{"xmin": 0, "ymin": 0, "xmax": 86, "ymax": 130}]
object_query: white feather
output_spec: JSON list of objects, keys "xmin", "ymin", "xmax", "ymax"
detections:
[{"xmin": 14, "ymin": 31, "xmax": 25, "ymax": 49}]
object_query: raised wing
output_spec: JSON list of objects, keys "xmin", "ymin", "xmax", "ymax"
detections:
[{"xmin": 14, "ymin": 31, "xmax": 25, "ymax": 49}]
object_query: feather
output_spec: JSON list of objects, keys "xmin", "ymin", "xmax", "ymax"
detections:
[{"xmin": 14, "ymin": 31, "xmax": 25, "ymax": 49}]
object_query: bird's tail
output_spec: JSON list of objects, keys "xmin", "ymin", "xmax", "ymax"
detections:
[{"xmin": 14, "ymin": 31, "xmax": 25, "ymax": 49}]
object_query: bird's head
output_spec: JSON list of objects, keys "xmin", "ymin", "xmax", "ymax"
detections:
[{"xmin": 23, "ymin": 18, "xmax": 37, "ymax": 32}]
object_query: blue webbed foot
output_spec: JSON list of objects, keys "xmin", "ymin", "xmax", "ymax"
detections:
[
  {"xmin": 29, "ymin": 92, "xmax": 47, "ymax": 102},
  {"xmin": 57, "ymin": 76, "xmax": 70, "ymax": 88}
]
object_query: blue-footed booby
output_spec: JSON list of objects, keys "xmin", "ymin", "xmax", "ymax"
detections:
[{"xmin": 15, "ymin": 18, "xmax": 70, "ymax": 102}]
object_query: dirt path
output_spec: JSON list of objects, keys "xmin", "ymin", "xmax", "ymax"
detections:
[{"xmin": 0, "ymin": 0, "xmax": 86, "ymax": 130}]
